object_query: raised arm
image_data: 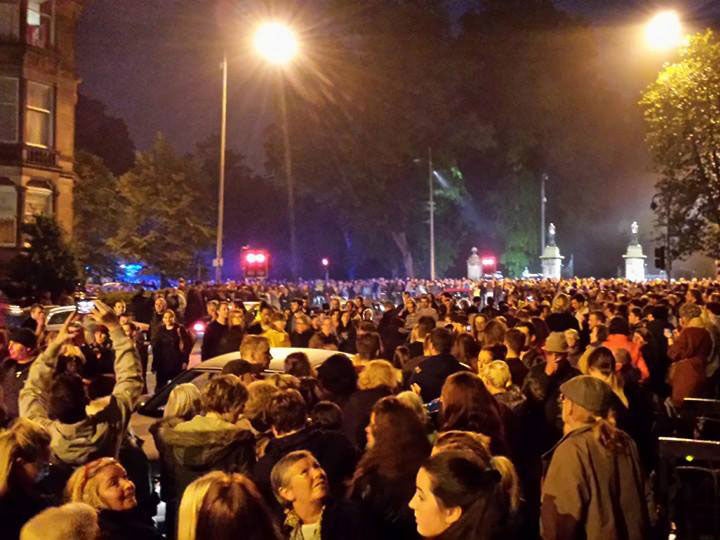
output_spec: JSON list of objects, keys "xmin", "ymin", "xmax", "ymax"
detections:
[
  {"xmin": 92, "ymin": 301, "xmax": 143, "ymax": 411},
  {"xmin": 19, "ymin": 314, "xmax": 77, "ymax": 426}
]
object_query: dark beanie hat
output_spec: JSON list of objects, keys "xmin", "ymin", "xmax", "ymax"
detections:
[
  {"xmin": 9, "ymin": 327, "xmax": 37, "ymax": 350},
  {"xmin": 316, "ymin": 354, "xmax": 358, "ymax": 396}
]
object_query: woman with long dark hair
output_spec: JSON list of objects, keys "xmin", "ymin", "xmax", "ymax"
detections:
[
  {"xmin": 439, "ymin": 372, "xmax": 509, "ymax": 456},
  {"xmin": 349, "ymin": 396, "xmax": 431, "ymax": 539},
  {"xmin": 409, "ymin": 450, "xmax": 510, "ymax": 540}
]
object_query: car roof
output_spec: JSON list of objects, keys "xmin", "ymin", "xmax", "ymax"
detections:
[{"xmin": 199, "ymin": 347, "xmax": 352, "ymax": 371}]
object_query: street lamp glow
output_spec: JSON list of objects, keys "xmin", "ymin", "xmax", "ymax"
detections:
[
  {"xmin": 645, "ymin": 10, "xmax": 683, "ymax": 51},
  {"xmin": 321, "ymin": 258, "xmax": 329, "ymax": 267},
  {"xmin": 254, "ymin": 22, "xmax": 299, "ymax": 65}
]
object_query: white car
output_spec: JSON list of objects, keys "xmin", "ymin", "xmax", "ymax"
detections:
[{"xmin": 131, "ymin": 347, "xmax": 353, "ymax": 460}]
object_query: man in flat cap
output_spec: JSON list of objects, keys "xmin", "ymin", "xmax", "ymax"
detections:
[{"xmin": 541, "ymin": 375, "xmax": 649, "ymax": 540}]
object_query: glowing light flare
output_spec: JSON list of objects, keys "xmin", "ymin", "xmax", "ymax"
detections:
[
  {"xmin": 321, "ymin": 258, "xmax": 329, "ymax": 267},
  {"xmin": 645, "ymin": 11, "xmax": 684, "ymax": 51},
  {"xmin": 193, "ymin": 321, "xmax": 206, "ymax": 333},
  {"xmin": 254, "ymin": 22, "xmax": 299, "ymax": 65},
  {"xmin": 481, "ymin": 257, "xmax": 496, "ymax": 267}
]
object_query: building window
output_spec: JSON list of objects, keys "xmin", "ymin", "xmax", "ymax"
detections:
[
  {"xmin": 24, "ymin": 181, "xmax": 53, "ymax": 223},
  {"xmin": 0, "ymin": 182, "xmax": 18, "ymax": 247},
  {"xmin": 25, "ymin": 81, "xmax": 53, "ymax": 148},
  {"xmin": 0, "ymin": 1, "xmax": 20, "ymax": 42},
  {"xmin": 26, "ymin": 0, "xmax": 53, "ymax": 48},
  {"xmin": 0, "ymin": 77, "xmax": 19, "ymax": 143}
]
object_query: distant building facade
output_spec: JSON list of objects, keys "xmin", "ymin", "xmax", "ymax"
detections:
[{"xmin": 0, "ymin": 0, "xmax": 83, "ymax": 262}]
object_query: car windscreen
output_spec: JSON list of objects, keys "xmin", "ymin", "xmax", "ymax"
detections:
[{"xmin": 137, "ymin": 369, "xmax": 218, "ymax": 418}]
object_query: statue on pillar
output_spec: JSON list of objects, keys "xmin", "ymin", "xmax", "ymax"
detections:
[
  {"xmin": 630, "ymin": 221, "xmax": 639, "ymax": 245},
  {"xmin": 467, "ymin": 247, "xmax": 481, "ymax": 280},
  {"xmin": 548, "ymin": 223, "xmax": 556, "ymax": 247}
]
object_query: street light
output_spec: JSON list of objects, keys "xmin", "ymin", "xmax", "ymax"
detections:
[
  {"xmin": 214, "ymin": 22, "xmax": 299, "ymax": 284},
  {"xmin": 253, "ymin": 22, "xmax": 299, "ymax": 65},
  {"xmin": 321, "ymin": 257, "xmax": 329, "ymax": 283},
  {"xmin": 645, "ymin": 10, "xmax": 683, "ymax": 51},
  {"xmin": 254, "ymin": 21, "xmax": 300, "ymax": 279}
]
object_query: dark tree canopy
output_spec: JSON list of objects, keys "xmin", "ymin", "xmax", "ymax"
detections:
[{"xmin": 75, "ymin": 93, "xmax": 136, "ymax": 176}]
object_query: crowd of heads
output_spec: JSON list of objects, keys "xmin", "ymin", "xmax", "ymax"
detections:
[{"xmin": 1, "ymin": 275, "xmax": 719, "ymax": 538}]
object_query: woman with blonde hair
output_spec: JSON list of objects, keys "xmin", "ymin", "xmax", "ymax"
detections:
[
  {"xmin": 481, "ymin": 361, "xmax": 526, "ymax": 412},
  {"xmin": 164, "ymin": 383, "xmax": 203, "ymax": 420},
  {"xmin": 177, "ymin": 471, "xmax": 281, "ymax": 540},
  {"xmin": 0, "ymin": 418, "xmax": 51, "ymax": 538},
  {"xmin": 343, "ymin": 360, "xmax": 397, "ymax": 448},
  {"xmin": 65, "ymin": 457, "xmax": 160, "ymax": 540},
  {"xmin": 20, "ymin": 502, "xmax": 99, "ymax": 540}
]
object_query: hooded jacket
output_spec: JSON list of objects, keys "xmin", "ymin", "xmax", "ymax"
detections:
[
  {"xmin": 19, "ymin": 327, "xmax": 143, "ymax": 465},
  {"xmin": 150, "ymin": 414, "xmax": 255, "ymax": 537},
  {"xmin": 603, "ymin": 334, "xmax": 650, "ymax": 381},
  {"xmin": 668, "ymin": 326, "xmax": 711, "ymax": 406}
]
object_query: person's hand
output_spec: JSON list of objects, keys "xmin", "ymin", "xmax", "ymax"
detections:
[
  {"xmin": 90, "ymin": 300, "xmax": 120, "ymax": 330},
  {"xmin": 54, "ymin": 312, "xmax": 79, "ymax": 345},
  {"xmin": 410, "ymin": 383, "xmax": 422, "ymax": 396}
]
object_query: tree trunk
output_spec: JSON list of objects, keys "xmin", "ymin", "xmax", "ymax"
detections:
[
  {"xmin": 391, "ymin": 231, "xmax": 415, "ymax": 278},
  {"xmin": 343, "ymin": 229, "xmax": 357, "ymax": 280}
]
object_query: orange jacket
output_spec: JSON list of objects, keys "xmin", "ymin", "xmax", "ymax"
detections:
[{"xmin": 603, "ymin": 334, "xmax": 650, "ymax": 381}]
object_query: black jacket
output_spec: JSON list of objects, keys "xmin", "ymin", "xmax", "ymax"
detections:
[
  {"xmin": 98, "ymin": 508, "xmax": 162, "ymax": 540},
  {"xmin": 254, "ymin": 426, "xmax": 357, "ymax": 501},
  {"xmin": 408, "ymin": 353, "xmax": 468, "ymax": 402},
  {"xmin": 523, "ymin": 359, "xmax": 580, "ymax": 453},
  {"xmin": 282, "ymin": 499, "xmax": 368, "ymax": 540},
  {"xmin": 0, "ymin": 491, "xmax": 49, "ymax": 539},
  {"xmin": 350, "ymin": 466, "xmax": 419, "ymax": 540},
  {"xmin": 290, "ymin": 329, "xmax": 314, "ymax": 348},
  {"xmin": 200, "ymin": 320, "xmax": 228, "ymax": 360},
  {"xmin": 0, "ymin": 357, "xmax": 34, "ymax": 419},
  {"xmin": 546, "ymin": 312, "xmax": 580, "ymax": 333},
  {"xmin": 342, "ymin": 386, "xmax": 393, "ymax": 448}
]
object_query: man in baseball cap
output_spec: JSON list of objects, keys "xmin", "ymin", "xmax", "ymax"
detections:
[
  {"xmin": 541, "ymin": 375, "xmax": 649, "ymax": 540},
  {"xmin": 0, "ymin": 327, "xmax": 38, "ymax": 419}
]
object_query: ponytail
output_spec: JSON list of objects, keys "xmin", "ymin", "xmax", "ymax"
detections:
[
  {"xmin": 490, "ymin": 456, "xmax": 521, "ymax": 513},
  {"xmin": 592, "ymin": 417, "xmax": 631, "ymax": 454}
]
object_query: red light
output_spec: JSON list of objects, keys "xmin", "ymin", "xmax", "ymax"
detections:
[
  {"xmin": 246, "ymin": 253, "xmax": 257, "ymax": 263},
  {"xmin": 481, "ymin": 257, "xmax": 496, "ymax": 266},
  {"xmin": 255, "ymin": 253, "xmax": 266, "ymax": 264}
]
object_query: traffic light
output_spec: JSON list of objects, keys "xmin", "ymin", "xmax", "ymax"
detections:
[
  {"xmin": 241, "ymin": 248, "xmax": 270, "ymax": 278},
  {"xmin": 654, "ymin": 246, "xmax": 666, "ymax": 270}
]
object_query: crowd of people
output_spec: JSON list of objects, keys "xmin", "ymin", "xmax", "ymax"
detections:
[{"xmin": 1, "ymin": 275, "xmax": 719, "ymax": 539}]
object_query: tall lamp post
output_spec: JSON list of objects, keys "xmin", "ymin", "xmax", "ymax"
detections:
[
  {"xmin": 214, "ymin": 54, "xmax": 228, "ymax": 284},
  {"xmin": 254, "ymin": 22, "xmax": 300, "ymax": 278},
  {"xmin": 428, "ymin": 147, "xmax": 436, "ymax": 281},
  {"xmin": 214, "ymin": 22, "xmax": 299, "ymax": 284}
]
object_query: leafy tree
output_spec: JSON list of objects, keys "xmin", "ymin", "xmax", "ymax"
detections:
[
  {"xmin": 264, "ymin": 0, "xmax": 491, "ymax": 277},
  {"xmin": 109, "ymin": 134, "xmax": 214, "ymax": 279},
  {"xmin": 73, "ymin": 151, "xmax": 121, "ymax": 277},
  {"xmin": 75, "ymin": 94, "xmax": 136, "ymax": 176},
  {"xmin": 10, "ymin": 216, "xmax": 79, "ymax": 299},
  {"xmin": 639, "ymin": 30, "xmax": 720, "ymax": 262},
  {"xmin": 456, "ymin": 0, "xmax": 645, "ymax": 276}
]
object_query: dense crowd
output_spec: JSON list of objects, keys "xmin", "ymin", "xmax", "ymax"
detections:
[{"xmin": 1, "ymin": 276, "xmax": 719, "ymax": 539}]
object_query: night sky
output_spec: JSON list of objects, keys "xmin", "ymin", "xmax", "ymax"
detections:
[
  {"xmin": 74, "ymin": 0, "xmax": 720, "ymax": 275},
  {"xmin": 75, "ymin": 0, "xmax": 720, "ymax": 168}
]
